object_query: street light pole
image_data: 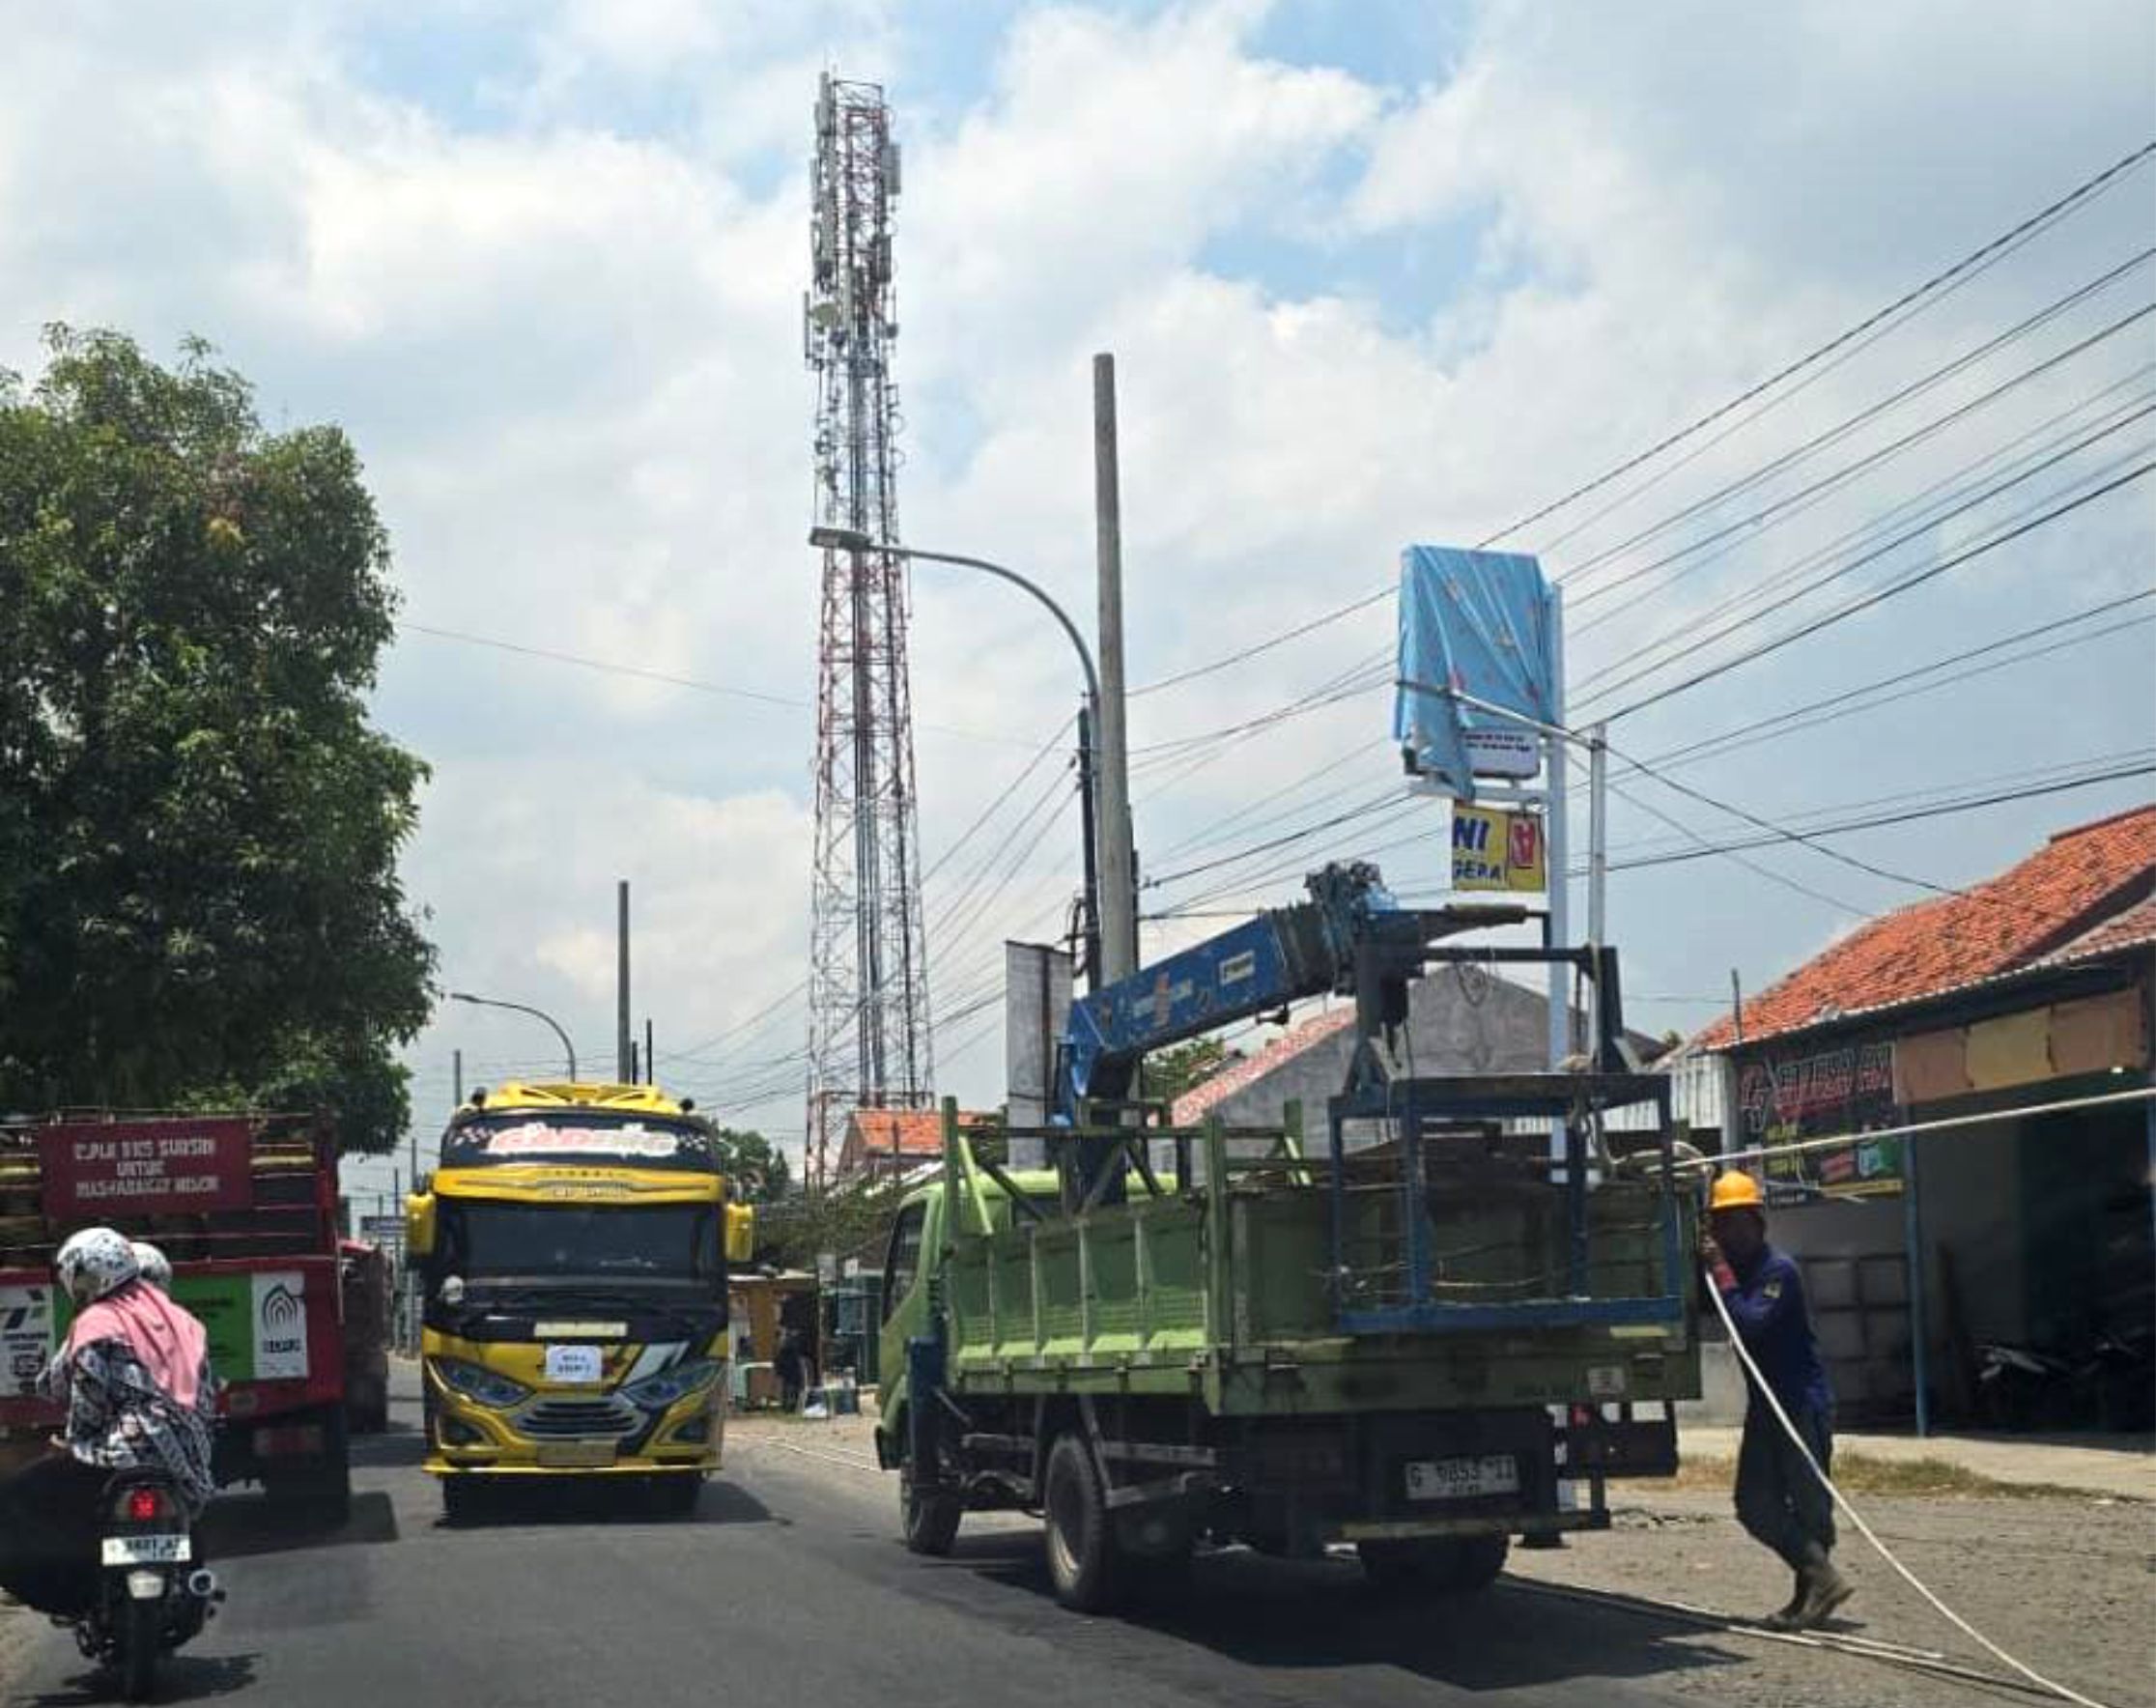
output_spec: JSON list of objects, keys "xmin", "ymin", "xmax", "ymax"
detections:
[
  {"xmin": 447, "ymin": 991, "xmax": 578, "ymax": 1082},
  {"xmin": 808, "ymin": 526, "xmax": 1112, "ymax": 984}
]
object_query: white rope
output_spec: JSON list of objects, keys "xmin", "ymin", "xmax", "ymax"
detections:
[
  {"xmin": 1704, "ymin": 1280, "xmax": 2113, "ymax": 1707},
  {"xmin": 1690, "ymin": 1083, "xmax": 2155, "ymax": 1173}
]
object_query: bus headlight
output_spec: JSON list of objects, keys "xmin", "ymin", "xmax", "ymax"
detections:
[
  {"xmin": 433, "ymin": 1358, "xmax": 531, "ymax": 1410},
  {"xmin": 622, "ymin": 1359, "xmax": 722, "ymax": 1411}
]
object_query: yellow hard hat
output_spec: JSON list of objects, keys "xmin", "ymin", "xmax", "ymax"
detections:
[{"xmin": 1710, "ymin": 1170, "xmax": 1765, "ymax": 1211}]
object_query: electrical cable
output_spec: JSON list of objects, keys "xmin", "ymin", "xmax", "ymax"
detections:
[
  {"xmin": 1572, "ymin": 385, "xmax": 2156, "ymax": 700},
  {"xmin": 1606, "ymin": 780, "xmax": 1870, "ymax": 916},
  {"xmin": 1564, "ymin": 286, "xmax": 2156, "ymax": 611},
  {"xmin": 1549, "ymin": 259, "xmax": 2156, "ymax": 584},
  {"xmin": 1627, "ymin": 589, "xmax": 2156, "ymax": 773},
  {"xmin": 1596, "ymin": 457, "xmax": 2156, "ymax": 721},
  {"xmin": 1702, "ymin": 1284, "xmax": 2110, "ymax": 1707},
  {"xmin": 1497, "ymin": 138, "xmax": 2156, "ymax": 554}
]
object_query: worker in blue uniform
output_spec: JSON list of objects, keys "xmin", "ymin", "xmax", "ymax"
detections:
[{"xmin": 1702, "ymin": 1170, "xmax": 1854, "ymax": 1631}]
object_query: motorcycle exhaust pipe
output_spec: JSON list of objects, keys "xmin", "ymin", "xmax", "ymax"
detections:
[{"xmin": 185, "ymin": 1569, "xmax": 221, "ymax": 1601}]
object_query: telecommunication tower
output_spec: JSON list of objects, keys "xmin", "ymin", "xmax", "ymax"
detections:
[{"xmin": 804, "ymin": 73, "xmax": 933, "ymax": 1187}]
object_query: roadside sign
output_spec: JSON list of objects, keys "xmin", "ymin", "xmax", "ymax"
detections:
[
  {"xmin": 1452, "ymin": 805, "xmax": 1546, "ymax": 894},
  {"xmin": 358, "ymin": 1215, "xmax": 406, "ymax": 1242},
  {"xmin": 1462, "ymin": 726, "xmax": 1541, "ymax": 780}
]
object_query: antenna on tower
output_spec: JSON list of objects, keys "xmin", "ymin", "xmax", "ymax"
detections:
[{"xmin": 805, "ymin": 73, "xmax": 934, "ymax": 1190}]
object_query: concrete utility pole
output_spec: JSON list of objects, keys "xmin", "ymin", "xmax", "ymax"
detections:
[
  {"xmin": 452, "ymin": 1047, "xmax": 463, "ymax": 1106},
  {"xmin": 1092, "ymin": 353, "xmax": 1139, "ymax": 982},
  {"xmin": 616, "ymin": 880, "xmax": 632, "ymax": 1084}
]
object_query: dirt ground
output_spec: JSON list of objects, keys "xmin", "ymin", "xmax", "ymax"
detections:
[{"xmin": 732, "ymin": 1411, "xmax": 2154, "ymax": 1708}]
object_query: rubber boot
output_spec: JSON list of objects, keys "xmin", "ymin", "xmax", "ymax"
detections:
[
  {"xmin": 1760, "ymin": 1564, "xmax": 1808, "ymax": 1632},
  {"xmin": 1793, "ymin": 1542, "xmax": 1853, "ymax": 1629}
]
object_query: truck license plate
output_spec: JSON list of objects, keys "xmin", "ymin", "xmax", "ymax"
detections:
[
  {"xmin": 1405, "ymin": 1455, "xmax": 1519, "ymax": 1501},
  {"xmin": 101, "ymin": 1534, "xmax": 190, "ymax": 1566}
]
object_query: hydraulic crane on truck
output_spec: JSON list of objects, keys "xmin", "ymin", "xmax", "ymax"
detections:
[{"xmin": 1052, "ymin": 860, "xmax": 1683, "ymax": 1338}]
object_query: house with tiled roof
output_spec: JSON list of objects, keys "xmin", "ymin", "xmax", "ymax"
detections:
[
  {"xmin": 1691, "ymin": 803, "xmax": 2154, "ymax": 1430},
  {"xmin": 1167, "ymin": 971, "xmax": 1659, "ymax": 1135},
  {"xmin": 836, "ymin": 1108, "xmax": 993, "ymax": 1181}
]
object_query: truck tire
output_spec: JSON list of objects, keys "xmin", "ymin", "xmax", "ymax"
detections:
[
  {"xmin": 271, "ymin": 1409, "xmax": 352, "ymax": 1526},
  {"xmin": 1357, "ymin": 1533, "xmax": 1510, "ymax": 1595},
  {"xmin": 441, "ymin": 1476, "xmax": 486, "ymax": 1526},
  {"xmin": 899, "ymin": 1462, "xmax": 961, "ymax": 1556},
  {"xmin": 1042, "ymin": 1433, "xmax": 1121, "ymax": 1613}
]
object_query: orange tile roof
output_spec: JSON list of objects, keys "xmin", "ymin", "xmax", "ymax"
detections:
[
  {"xmin": 1171, "ymin": 1007, "xmax": 1356, "ymax": 1124},
  {"xmin": 842, "ymin": 1109, "xmax": 994, "ymax": 1161},
  {"xmin": 1696, "ymin": 804, "xmax": 2156, "ymax": 1052}
]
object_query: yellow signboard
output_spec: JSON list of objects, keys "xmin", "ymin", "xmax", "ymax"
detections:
[{"xmin": 1451, "ymin": 805, "xmax": 1546, "ymax": 893}]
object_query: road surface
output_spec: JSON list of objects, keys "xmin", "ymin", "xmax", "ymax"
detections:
[{"xmin": 2, "ymin": 1372, "xmax": 1727, "ymax": 1707}]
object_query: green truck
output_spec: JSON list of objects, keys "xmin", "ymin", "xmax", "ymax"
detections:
[{"xmin": 874, "ymin": 877, "xmax": 1700, "ymax": 1610}]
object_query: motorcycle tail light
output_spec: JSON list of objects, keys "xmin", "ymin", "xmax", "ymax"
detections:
[{"xmin": 126, "ymin": 1487, "xmax": 165, "ymax": 1523}]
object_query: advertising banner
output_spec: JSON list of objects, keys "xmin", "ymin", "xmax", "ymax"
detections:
[
  {"xmin": 35, "ymin": 1119, "xmax": 254, "ymax": 1218},
  {"xmin": 0, "ymin": 1284, "xmax": 55, "ymax": 1398},
  {"xmin": 36, "ymin": 1270, "xmax": 309, "ymax": 1386},
  {"xmin": 1452, "ymin": 804, "xmax": 1547, "ymax": 893},
  {"xmin": 1735, "ymin": 1037, "xmax": 1903, "ymax": 1198}
]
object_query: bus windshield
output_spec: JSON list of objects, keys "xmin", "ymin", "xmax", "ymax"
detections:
[{"xmin": 443, "ymin": 1202, "xmax": 720, "ymax": 1285}]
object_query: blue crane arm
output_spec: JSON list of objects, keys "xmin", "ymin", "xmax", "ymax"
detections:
[{"xmin": 1056, "ymin": 863, "xmax": 1397, "ymax": 1117}]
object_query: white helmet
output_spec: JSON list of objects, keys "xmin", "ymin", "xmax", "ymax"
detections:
[
  {"xmin": 55, "ymin": 1228, "xmax": 140, "ymax": 1304},
  {"xmin": 130, "ymin": 1241, "xmax": 174, "ymax": 1292}
]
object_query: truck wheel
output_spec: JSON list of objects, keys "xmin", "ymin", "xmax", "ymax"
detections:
[
  {"xmin": 652, "ymin": 1475, "xmax": 704, "ymax": 1519},
  {"xmin": 1042, "ymin": 1433, "xmax": 1121, "ymax": 1612},
  {"xmin": 1358, "ymin": 1533, "xmax": 1510, "ymax": 1595},
  {"xmin": 899, "ymin": 1463, "xmax": 961, "ymax": 1556}
]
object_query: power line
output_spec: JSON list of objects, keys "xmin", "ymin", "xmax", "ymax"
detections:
[
  {"xmin": 1492, "ymin": 138, "xmax": 2156, "ymax": 552},
  {"xmin": 1605, "ymin": 779, "xmax": 1872, "ymax": 915},
  {"xmin": 1564, "ymin": 282, "xmax": 2156, "ymax": 612},
  {"xmin": 1597, "ymin": 455, "xmax": 2156, "ymax": 721},
  {"xmin": 399, "ymin": 620, "xmax": 1026, "ymax": 749},
  {"xmin": 1604, "ymin": 741, "xmax": 2156, "ymax": 909},
  {"xmin": 1635, "ymin": 590, "xmax": 2156, "ymax": 774}
]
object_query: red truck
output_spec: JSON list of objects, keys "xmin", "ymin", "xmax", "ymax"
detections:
[{"xmin": 0, "ymin": 1113, "xmax": 353, "ymax": 1520}]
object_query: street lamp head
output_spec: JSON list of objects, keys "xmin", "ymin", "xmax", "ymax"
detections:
[
  {"xmin": 447, "ymin": 991, "xmax": 478, "ymax": 1005},
  {"xmin": 808, "ymin": 525, "xmax": 877, "ymax": 553}
]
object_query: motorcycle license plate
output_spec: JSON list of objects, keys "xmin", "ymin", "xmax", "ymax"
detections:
[
  {"xmin": 101, "ymin": 1534, "xmax": 190, "ymax": 1565},
  {"xmin": 1404, "ymin": 1455, "xmax": 1519, "ymax": 1501}
]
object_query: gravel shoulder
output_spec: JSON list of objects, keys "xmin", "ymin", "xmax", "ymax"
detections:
[{"xmin": 731, "ymin": 1413, "xmax": 2153, "ymax": 1708}]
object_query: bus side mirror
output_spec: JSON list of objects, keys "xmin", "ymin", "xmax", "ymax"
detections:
[
  {"xmin": 406, "ymin": 1192, "xmax": 437, "ymax": 1264},
  {"xmin": 725, "ymin": 1203, "xmax": 756, "ymax": 1265}
]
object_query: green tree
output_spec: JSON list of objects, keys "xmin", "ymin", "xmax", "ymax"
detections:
[
  {"xmin": 1142, "ymin": 1036, "xmax": 1242, "ymax": 1108},
  {"xmin": 711, "ymin": 1125, "xmax": 791, "ymax": 1204},
  {"xmin": 0, "ymin": 327, "xmax": 435, "ymax": 1151}
]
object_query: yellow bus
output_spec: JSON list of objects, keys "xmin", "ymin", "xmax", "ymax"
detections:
[{"xmin": 407, "ymin": 1083, "xmax": 754, "ymax": 1520}]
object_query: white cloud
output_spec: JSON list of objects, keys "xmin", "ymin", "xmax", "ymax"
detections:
[{"xmin": 6, "ymin": 0, "xmax": 2150, "ymax": 1167}]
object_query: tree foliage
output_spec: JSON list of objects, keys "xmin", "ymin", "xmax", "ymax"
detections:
[
  {"xmin": 0, "ymin": 327, "xmax": 436, "ymax": 1151},
  {"xmin": 1142, "ymin": 1036, "xmax": 1242, "ymax": 1108},
  {"xmin": 710, "ymin": 1125, "xmax": 791, "ymax": 1204}
]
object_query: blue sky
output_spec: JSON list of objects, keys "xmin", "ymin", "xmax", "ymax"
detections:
[{"xmin": 1, "ymin": 1, "xmax": 2149, "ymax": 1201}]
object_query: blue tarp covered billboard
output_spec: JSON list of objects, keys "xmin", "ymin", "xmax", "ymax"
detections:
[{"xmin": 1393, "ymin": 545, "xmax": 1559, "ymax": 801}]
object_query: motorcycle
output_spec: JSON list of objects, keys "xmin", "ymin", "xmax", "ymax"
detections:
[{"xmin": 71, "ymin": 1469, "xmax": 222, "ymax": 1702}]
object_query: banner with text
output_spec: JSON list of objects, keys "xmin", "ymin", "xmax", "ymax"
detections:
[
  {"xmin": 1451, "ymin": 804, "xmax": 1547, "ymax": 893},
  {"xmin": 35, "ymin": 1119, "xmax": 255, "ymax": 1218}
]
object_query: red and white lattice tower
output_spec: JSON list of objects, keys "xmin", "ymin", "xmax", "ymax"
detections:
[{"xmin": 804, "ymin": 72, "xmax": 932, "ymax": 1188}]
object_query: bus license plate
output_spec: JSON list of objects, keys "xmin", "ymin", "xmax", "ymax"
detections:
[
  {"xmin": 543, "ymin": 1345, "xmax": 604, "ymax": 1384},
  {"xmin": 1405, "ymin": 1455, "xmax": 1519, "ymax": 1501},
  {"xmin": 536, "ymin": 1442, "xmax": 616, "ymax": 1468},
  {"xmin": 101, "ymin": 1534, "xmax": 190, "ymax": 1565}
]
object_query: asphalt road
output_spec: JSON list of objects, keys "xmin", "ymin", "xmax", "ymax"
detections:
[{"xmin": 1, "ymin": 1375, "xmax": 1734, "ymax": 1708}]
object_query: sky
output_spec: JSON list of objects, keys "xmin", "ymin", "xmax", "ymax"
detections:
[{"xmin": 2, "ymin": 0, "xmax": 2150, "ymax": 1207}]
